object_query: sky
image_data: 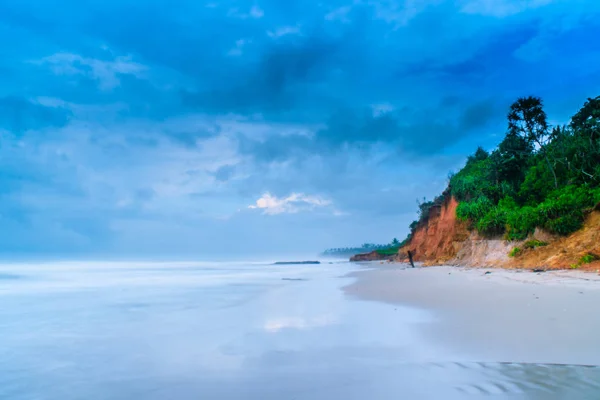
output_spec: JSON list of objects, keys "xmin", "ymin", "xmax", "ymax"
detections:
[{"xmin": 1, "ymin": 0, "xmax": 600, "ymax": 259}]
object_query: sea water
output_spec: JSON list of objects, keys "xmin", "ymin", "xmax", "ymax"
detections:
[{"xmin": 1, "ymin": 261, "xmax": 598, "ymax": 399}]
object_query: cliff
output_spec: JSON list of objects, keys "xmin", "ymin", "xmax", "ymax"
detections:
[
  {"xmin": 350, "ymin": 251, "xmax": 395, "ymax": 262},
  {"xmin": 400, "ymin": 196, "xmax": 469, "ymax": 265},
  {"xmin": 398, "ymin": 196, "xmax": 600, "ymax": 271}
]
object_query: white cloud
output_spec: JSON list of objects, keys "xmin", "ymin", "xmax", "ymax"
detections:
[
  {"xmin": 227, "ymin": 39, "xmax": 250, "ymax": 57},
  {"xmin": 325, "ymin": 5, "xmax": 353, "ymax": 22},
  {"xmin": 267, "ymin": 25, "xmax": 301, "ymax": 38},
  {"xmin": 248, "ymin": 193, "xmax": 331, "ymax": 215},
  {"xmin": 250, "ymin": 5, "xmax": 264, "ymax": 18},
  {"xmin": 460, "ymin": 0, "xmax": 553, "ymax": 17},
  {"xmin": 228, "ymin": 5, "xmax": 264, "ymax": 19},
  {"xmin": 37, "ymin": 52, "xmax": 146, "ymax": 91},
  {"xmin": 367, "ymin": 0, "xmax": 443, "ymax": 26}
]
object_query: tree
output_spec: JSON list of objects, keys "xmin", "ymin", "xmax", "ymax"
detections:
[
  {"xmin": 391, "ymin": 238, "xmax": 400, "ymax": 247},
  {"xmin": 569, "ymin": 96, "xmax": 600, "ymax": 184},
  {"xmin": 467, "ymin": 146, "xmax": 489, "ymax": 165},
  {"xmin": 491, "ymin": 131, "xmax": 533, "ymax": 193},
  {"xmin": 508, "ymin": 96, "xmax": 557, "ymax": 188}
]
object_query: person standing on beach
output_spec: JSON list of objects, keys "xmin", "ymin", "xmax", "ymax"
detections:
[{"xmin": 407, "ymin": 251, "xmax": 415, "ymax": 268}]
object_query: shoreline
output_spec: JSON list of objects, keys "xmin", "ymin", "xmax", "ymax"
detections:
[{"xmin": 344, "ymin": 263, "xmax": 600, "ymax": 366}]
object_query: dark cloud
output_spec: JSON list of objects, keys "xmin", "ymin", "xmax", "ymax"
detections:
[
  {"xmin": 459, "ymin": 99, "xmax": 497, "ymax": 131},
  {"xmin": 399, "ymin": 23, "xmax": 540, "ymax": 84},
  {"xmin": 214, "ymin": 165, "xmax": 236, "ymax": 182},
  {"xmin": 181, "ymin": 31, "xmax": 351, "ymax": 119},
  {"xmin": 236, "ymin": 101, "xmax": 493, "ymax": 163},
  {"xmin": 2, "ymin": 0, "xmax": 600, "ymax": 256},
  {"xmin": 0, "ymin": 96, "xmax": 72, "ymax": 134}
]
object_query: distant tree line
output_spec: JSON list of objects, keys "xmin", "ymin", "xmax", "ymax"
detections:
[{"xmin": 322, "ymin": 238, "xmax": 402, "ymax": 256}]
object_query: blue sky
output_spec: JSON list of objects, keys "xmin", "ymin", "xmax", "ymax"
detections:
[{"xmin": 1, "ymin": 0, "xmax": 600, "ymax": 258}]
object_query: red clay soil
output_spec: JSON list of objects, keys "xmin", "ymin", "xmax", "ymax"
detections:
[
  {"xmin": 399, "ymin": 196, "xmax": 600, "ymax": 271},
  {"xmin": 349, "ymin": 251, "xmax": 392, "ymax": 262},
  {"xmin": 507, "ymin": 210, "xmax": 600, "ymax": 271},
  {"xmin": 402, "ymin": 196, "xmax": 470, "ymax": 265}
]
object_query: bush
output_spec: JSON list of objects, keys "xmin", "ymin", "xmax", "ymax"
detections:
[
  {"xmin": 580, "ymin": 253, "xmax": 600, "ymax": 264},
  {"xmin": 476, "ymin": 206, "xmax": 507, "ymax": 236},
  {"xmin": 571, "ymin": 253, "xmax": 600, "ymax": 269},
  {"xmin": 456, "ymin": 196, "xmax": 493, "ymax": 223},
  {"xmin": 545, "ymin": 213, "xmax": 584, "ymax": 236},
  {"xmin": 505, "ymin": 206, "xmax": 540, "ymax": 240},
  {"xmin": 523, "ymin": 240, "xmax": 548, "ymax": 249},
  {"xmin": 509, "ymin": 247, "xmax": 522, "ymax": 257},
  {"xmin": 519, "ymin": 162, "xmax": 556, "ymax": 205},
  {"xmin": 531, "ymin": 185, "xmax": 598, "ymax": 236}
]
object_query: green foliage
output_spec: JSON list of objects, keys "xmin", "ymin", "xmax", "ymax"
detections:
[
  {"xmin": 519, "ymin": 162, "xmax": 556, "ymax": 205},
  {"xmin": 456, "ymin": 196, "xmax": 493, "ymax": 222},
  {"xmin": 508, "ymin": 247, "xmax": 522, "ymax": 257},
  {"xmin": 571, "ymin": 253, "xmax": 600, "ymax": 269},
  {"xmin": 322, "ymin": 240, "xmax": 401, "ymax": 256},
  {"xmin": 505, "ymin": 206, "xmax": 539, "ymax": 240},
  {"xmin": 580, "ymin": 253, "xmax": 600, "ymax": 264},
  {"xmin": 442, "ymin": 96, "xmax": 600, "ymax": 241},
  {"xmin": 536, "ymin": 185, "xmax": 598, "ymax": 235},
  {"xmin": 475, "ymin": 205, "xmax": 507, "ymax": 236},
  {"xmin": 376, "ymin": 246, "xmax": 401, "ymax": 256},
  {"xmin": 523, "ymin": 240, "xmax": 548, "ymax": 249},
  {"xmin": 396, "ymin": 95, "xmax": 600, "ymax": 249}
]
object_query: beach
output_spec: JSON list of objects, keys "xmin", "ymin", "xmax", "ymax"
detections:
[
  {"xmin": 1, "ymin": 260, "xmax": 600, "ymax": 399},
  {"xmin": 345, "ymin": 263, "xmax": 600, "ymax": 366}
]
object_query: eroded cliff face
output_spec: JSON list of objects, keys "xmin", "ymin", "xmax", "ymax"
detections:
[
  {"xmin": 402, "ymin": 196, "xmax": 469, "ymax": 264},
  {"xmin": 505, "ymin": 210, "xmax": 600, "ymax": 270},
  {"xmin": 349, "ymin": 251, "xmax": 393, "ymax": 262},
  {"xmin": 399, "ymin": 195, "xmax": 600, "ymax": 271}
]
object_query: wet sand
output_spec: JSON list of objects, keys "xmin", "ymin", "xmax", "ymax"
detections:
[
  {"xmin": 345, "ymin": 264, "xmax": 600, "ymax": 366},
  {"xmin": 3, "ymin": 260, "xmax": 600, "ymax": 399}
]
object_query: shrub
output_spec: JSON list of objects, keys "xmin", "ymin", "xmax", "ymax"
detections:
[
  {"xmin": 476, "ymin": 206, "xmax": 507, "ymax": 236},
  {"xmin": 505, "ymin": 206, "xmax": 540, "ymax": 240},
  {"xmin": 571, "ymin": 253, "xmax": 600, "ymax": 269},
  {"xmin": 376, "ymin": 246, "xmax": 400, "ymax": 256},
  {"xmin": 523, "ymin": 240, "xmax": 549, "ymax": 249},
  {"xmin": 533, "ymin": 185, "xmax": 599, "ymax": 236},
  {"xmin": 545, "ymin": 213, "xmax": 584, "ymax": 236},
  {"xmin": 580, "ymin": 253, "xmax": 600, "ymax": 264},
  {"xmin": 509, "ymin": 247, "xmax": 522, "ymax": 257},
  {"xmin": 456, "ymin": 196, "xmax": 493, "ymax": 223}
]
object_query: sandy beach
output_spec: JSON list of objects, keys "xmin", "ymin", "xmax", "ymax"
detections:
[{"xmin": 345, "ymin": 263, "xmax": 600, "ymax": 366}]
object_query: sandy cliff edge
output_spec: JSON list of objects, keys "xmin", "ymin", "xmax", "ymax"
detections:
[{"xmin": 391, "ymin": 196, "xmax": 600, "ymax": 271}]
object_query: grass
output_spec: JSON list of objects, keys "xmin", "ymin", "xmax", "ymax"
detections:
[
  {"xmin": 508, "ymin": 247, "xmax": 522, "ymax": 257},
  {"xmin": 376, "ymin": 246, "xmax": 401, "ymax": 256},
  {"xmin": 570, "ymin": 253, "xmax": 600, "ymax": 269},
  {"xmin": 523, "ymin": 239, "xmax": 549, "ymax": 249}
]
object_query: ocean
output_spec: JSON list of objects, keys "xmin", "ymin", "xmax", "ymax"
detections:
[{"xmin": 1, "ymin": 260, "xmax": 598, "ymax": 399}]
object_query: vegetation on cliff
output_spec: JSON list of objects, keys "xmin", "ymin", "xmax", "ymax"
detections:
[{"xmin": 406, "ymin": 95, "xmax": 600, "ymax": 243}]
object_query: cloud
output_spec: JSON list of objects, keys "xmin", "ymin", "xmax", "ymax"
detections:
[
  {"xmin": 248, "ymin": 193, "xmax": 331, "ymax": 215},
  {"xmin": 267, "ymin": 25, "xmax": 301, "ymax": 38},
  {"xmin": 460, "ymin": 0, "xmax": 553, "ymax": 17},
  {"xmin": 325, "ymin": 5, "xmax": 353, "ymax": 22},
  {"xmin": 228, "ymin": 5, "xmax": 264, "ymax": 19},
  {"xmin": 0, "ymin": 96, "xmax": 72, "ymax": 134},
  {"xmin": 1, "ymin": 0, "xmax": 600, "ymax": 256},
  {"xmin": 227, "ymin": 39, "xmax": 251, "ymax": 57},
  {"xmin": 459, "ymin": 99, "xmax": 497, "ymax": 130},
  {"xmin": 36, "ymin": 52, "xmax": 147, "ymax": 91}
]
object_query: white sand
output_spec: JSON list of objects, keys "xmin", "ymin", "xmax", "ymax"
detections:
[{"xmin": 344, "ymin": 264, "xmax": 600, "ymax": 366}]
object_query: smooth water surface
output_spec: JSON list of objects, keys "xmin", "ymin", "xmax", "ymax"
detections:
[{"xmin": 1, "ymin": 261, "xmax": 598, "ymax": 399}]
